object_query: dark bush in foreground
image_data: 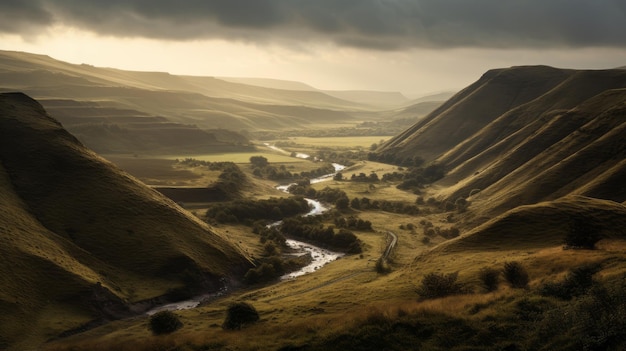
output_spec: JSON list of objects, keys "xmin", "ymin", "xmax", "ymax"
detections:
[
  {"xmin": 223, "ymin": 302, "xmax": 260, "ymax": 330},
  {"xmin": 478, "ymin": 267, "xmax": 500, "ymax": 292},
  {"xmin": 417, "ymin": 272, "xmax": 467, "ymax": 299},
  {"xmin": 149, "ymin": 310, "xmax": 183, "ymax": 335},
  {"xmin": 539, "ymin": 264, "xmax": 600, "ymax": 300},
  {"xmin": 503, "ymin": 261, "xmax": 529, "ymax": 289}
]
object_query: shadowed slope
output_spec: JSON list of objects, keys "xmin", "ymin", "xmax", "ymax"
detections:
[
  {"xmin": 377, "ymin": 66, "xmax": 626, "ymax": 224},
  {"xmin": 0, "ymin": 93, "xmax": 252, "ymax": 349},
  {"xmin": 434, "ymin": 196, "xmax": 626, "ymax": 253},
  {"xmin": 439, "ymin": 85, "xmax": 626, "ymax": 218},
  {"xmin": 378, "ymin": 66, "xmax": 572, "ymax": 161}
]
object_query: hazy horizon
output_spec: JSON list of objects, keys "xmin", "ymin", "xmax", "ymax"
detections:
[{"xmin": 1, "ymin": 1, "xmax": 625, "ymax": 97}]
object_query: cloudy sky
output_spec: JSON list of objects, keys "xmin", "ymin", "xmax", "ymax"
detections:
[{"xmin": 1, "ymin": 0, "xmax": 625, "ymax": 96}]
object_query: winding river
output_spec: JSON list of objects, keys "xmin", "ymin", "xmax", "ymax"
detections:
[
  {"xmin": 269, "ymin": 144, "xmax": 346, "ymax": 280},
  {"xmin": 146, "ymin": 145, "xmax": 345, "ymax": 314}
]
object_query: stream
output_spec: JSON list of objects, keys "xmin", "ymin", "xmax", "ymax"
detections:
[
  {"xmin": 146, "ymin": 144, "xmax": 345, "ymax": 314},
  {"xmin": 269, "ymin": 144, "xmax": 346, "ymax": 280}
]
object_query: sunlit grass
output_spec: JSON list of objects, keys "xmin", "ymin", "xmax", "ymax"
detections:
[{"xmin": 285, "ymin": 136, "xmax": 393, "ymax": 149}]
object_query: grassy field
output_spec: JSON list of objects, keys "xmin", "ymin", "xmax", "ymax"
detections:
[
  {"xmin": 281, "ymin": 136, "xmax": 393, "ymax": 149},
  {"xmin": 44, "ymin": 137, "xmax": 626, "ymax": 351}
]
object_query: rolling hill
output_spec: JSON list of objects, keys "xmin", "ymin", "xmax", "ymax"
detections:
[
  {"xmin": 0, "ymin": 50, "xmax": 426, "ymax": 155},
  {"xmin": 0, "ymin": 93, "xmax": 253, "ymax": 350},
  {"xmin": 377, "ymin": 66, "xmax": 626, "ymax": 222}
]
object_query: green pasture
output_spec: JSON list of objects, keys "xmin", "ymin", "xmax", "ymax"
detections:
[{"xmin": 282, "ymin": 136, "xmax": 393, "ymax": 149}]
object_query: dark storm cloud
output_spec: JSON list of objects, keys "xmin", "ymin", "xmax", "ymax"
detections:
[
  {"xmin": 2, "ymin": 0, "xmax": 626, "ymax": 49},
  {"xmin": 0, "ymin": 0, "xmax": 53, "ymax": 34}
]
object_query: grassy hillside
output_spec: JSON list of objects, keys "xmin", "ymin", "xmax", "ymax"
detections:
[
  {"xmin": 0, "ymin": 93, "xmax": 253, "ymax": 350},
  {"xmin": 0, "ymin": 50, "xmax": 403, "ymax": 148},
  {"xmin": 375, "ymin": 66, "xmax": 626, "ymax": 223},
  {"xmin": 378, "ymin": 66, "xmax": 573, "ymax": 161}
]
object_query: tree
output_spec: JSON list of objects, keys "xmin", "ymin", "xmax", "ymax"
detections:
[
  {"xmin": 478, "ymin": 267, "xmax": 500, "ymax": 292},
  {"xmin": 565, "ymin": 216, "xmax": 601, "ymax": 249},
  {"xmin": 249, "ymin": 155, "xmax": 268, "ymax": 167},
  {"xmin": 333, "ymin": 172, "xmax": 344, "ymax": 181},
  {"xmin": 149, "ymin": 311, "xmax": 183, "ymax": 335},
  {"xmin": 350, "ymin": 197, "xmax": 361, "ymax": 209},
  {"xmin": 335, "ymin": 196, "xmax": 350, "ymax": 210},
  {"xmin": 223, "ymin": 302, "xmax": 260, "ymax": 330}
]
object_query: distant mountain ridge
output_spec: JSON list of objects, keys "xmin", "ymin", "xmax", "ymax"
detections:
[
  {"xmin": 377, "ymin": 65, "xmax": 626, "ymax": 221},
  {"xmin": 0, "ymin": 93, "xmax": 252, "ymax": 349},
  {"xmin": 0, "ymin": 50, "xmax": 436, "ymax": 153}
]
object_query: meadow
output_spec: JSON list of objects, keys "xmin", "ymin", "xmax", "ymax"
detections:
[{"xmin": 46, "ymin": 136, "xmax": 626, "ymax": 351}]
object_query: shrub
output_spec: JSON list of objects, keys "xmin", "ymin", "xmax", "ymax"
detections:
[
  {"xmin": 539, "ymin": 263, "xmax": 600, "ymax": 300},
  {"xmin": 503, "ymin": 261, "xmax": 529, "ymax": 289},
  {"xmin": 149, "ymin": 310, "xmax": 183, "ymax": 335},
  {"xmin": 417, "ymin": 272, "xmax": 467, "ymax": 299},
  {"xmin": 223, "ymin": 302, "xmax": 260, "ymax": 330},
  {"xmin": 375, "ymin": 257, "xmax": 391, "ymax": 274},
  {"xmin": 564, "ymin": 216, "xmax": 601, "ymax": 249},
  {"xmin": 478, "ymin": 267, "xmax": 500, "ymax": 292}
]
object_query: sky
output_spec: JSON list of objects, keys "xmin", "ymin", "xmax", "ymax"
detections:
[{"xmin": 1, "ymin": 0, "xmax": 625, "ymax": 97}]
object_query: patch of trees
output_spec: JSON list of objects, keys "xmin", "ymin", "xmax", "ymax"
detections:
[
  {"xmin": 177, "ymin": 158, "xmax": 233, "ymax": 170},
  {"xmin": 420, "ymin": 220, "xmax": 460, "ymax": 240},
  {"xmin": 316, "ymin": 150, "xmax": 365, "ymax": 166},
  {"xmin": 205, "ymin": 196, "xmax": 310, "ymax": 225},
  {"xmin": 369, "ymin": 152, "xmax": 425, "ymax": 168},
  {"xmin": 280, "ymin": 216, "xmax": 362, "ymax": 254},
  {"xmin": 244, "ymin": 226, "xmax": 308, "ymax": 285},
  {"xmin": 334, "ymin": 216, "xmax": 373, "ymax": 231},
  {"xmin": 176, "ymin": 159, "xmax": 247, "ymax": 193},
  {"xmin": 351, "ymin": 196, "xmax": 420, "ymax": 215},
  {"xmin": 288, "ymin": 185, "xmax": 350, "ymax": 210},
  {"xmin": 249, "ymin": 155, "xmax": 336, "ymax": 181},
  {"xmin": 350, "ymin": 172, "xmax": 379, "ymax": 182}
]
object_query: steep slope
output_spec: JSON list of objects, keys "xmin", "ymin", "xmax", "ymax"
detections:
[
  {"xmin": 378, "ymin": 66, "xmax": 626, "ymax": 223},
  {"xmin": 437, "ymin": 76, "xmax": 626, "ymax": 218},
  {"xmin": 378, "ymin": 66, "xmax": 573, "ymax": 161},
  {"xmin": 0, "ymin": 93, "xmax": 252, "ymax": 349}
]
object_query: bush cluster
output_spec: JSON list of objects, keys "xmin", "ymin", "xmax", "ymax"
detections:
[
  {"xmin": 222, "ymin": 302, "xmax": 259, "ymax": 330},
  {"xmin": 539, "ymin": 264, "xmax": 600, "ymax": 300},
  {"xmin": 417, "ymin": 272, "xmax": 468, "ymax": 299},
  {"xmin": 250, "ymin": 155, "xmax": 336, "ymax": 181},
  {"xmin": 205, "ymin": 196, "xmax": 310, "ymax": 224},
  {"xmin": 280, "ymin": 216, "xmax": 362, "ymax": 254},
  {"xmin": 369, "ymin": 152, "xmax": 425, "ymax": 167},
  {"xmin": 421, "ymin": 222, "xmax": 460, "ymax": 240},
  {"xmin": 334, "ymin": 216, "xmax": 373, "ymax": 231},
  {"xmin": 244, "ymin": 257, "xmax": 286, "ymax": 284},
  {"xmin": 148, "ymin": 311, "xmax": 183, "ymax": 335},
  {"xmin": 564, "ymin": 216, "xmax": 601, "ymax": 249},
  {"xmin": 503, "ymin": 261, "xmax": 529, "ymax": 289},
  {"xmin": 350, "ymin": 197, "xmax": 420, "ymax": 215},
  {"xmin": 349, "ymin": 172, "xmax": 379, "ymax": 182}
]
